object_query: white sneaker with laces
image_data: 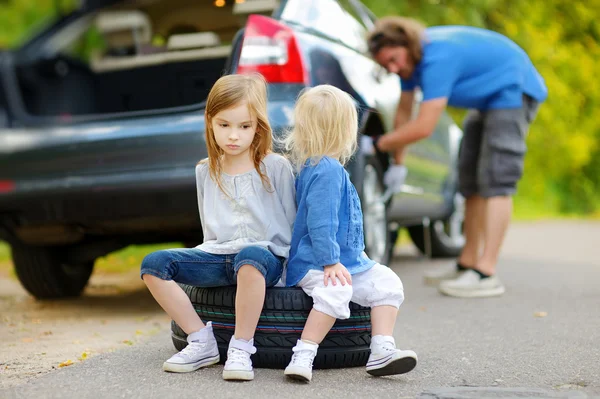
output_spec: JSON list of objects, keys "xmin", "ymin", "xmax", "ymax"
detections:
[
  {"xmin": 366, "ymin": 335, "xmax": 417, "ymax": 376},
  {"xmin": 222, "ymin": 336, "xmax": 257, "ymax": 381},
  {"xmin": 163, "ymin": 321, "xmax": 220, "ymax": 373},
  {"xmin": 284, "ymin": 339, "xmax": 318, "ymax": 382},
  {"xmin": 438, "ymin": 269, "xmax": 505, "ymax": 298},
  {"xmin": 423, "ymin": 264, "xmax": 467, "ymax": 286}
]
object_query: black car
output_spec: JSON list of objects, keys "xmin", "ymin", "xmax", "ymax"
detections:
[{"xmin": 0, "ymin": 0, "xmax": 464, "ymax": 299}]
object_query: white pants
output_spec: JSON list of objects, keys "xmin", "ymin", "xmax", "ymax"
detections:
[{"xmin": 298, "ymin": 264, "xmax": 404, "ymax": 319}]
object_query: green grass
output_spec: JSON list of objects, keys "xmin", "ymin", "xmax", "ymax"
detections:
[
  {"xmin": 0, "ymin": 240, "xmax": 181, "ymax": 275},
  {"xmin": 0, "ymin": 241, "xmax": 9, "ymax": 262},
  {"xmin": 94, "ymin": 243, "xmax": 181, "ymax": 274}
]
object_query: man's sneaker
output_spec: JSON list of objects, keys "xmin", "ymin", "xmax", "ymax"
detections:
[
  {"xmin": 284, "ymin": 339, "xmax": 318, "ymax": 382},
  {"xmin": 163, "ymin": 321, "xmax": 220, "ymax": 373},
  {"xmin": 438, "ymin": 269, "xmax": 505, "ymax": 298},
  {"xmin": 366, "ymin": 335, "xmax": 417, "ymax": 377},
  {"xmin": 222, "ymin": 336, "xmax": 257, "ymax": 381},
  {"xmin": 423, "ymin": 263, "xmax": 468, "ymax": 286}
]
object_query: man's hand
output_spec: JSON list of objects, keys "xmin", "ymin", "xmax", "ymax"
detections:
[
  {"xmin": 323, "ymin": 263, "xmax": 352, "ymax": 286},
  {"xmin": 383, "ymin": 164, "xmax": 408, "ymax": 194},
  {"xmin": 376, "ymin": 132, "xmax": 395, "ymax": 152}
]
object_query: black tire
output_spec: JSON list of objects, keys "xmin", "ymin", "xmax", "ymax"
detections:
[
  {"xmin": 360, "ymin": 155, "xmax": 393, "ymax": 265},
  {"xmin": 11, "ymin": 243, "xmax": 94, "ymax": 299},
  {"xmin": 171, "ymin": 285, "xmax": 372, "ymax": 369},
  {"xmin": 407, "ymin": 191, "xmax": 465, "ymax": 258}
]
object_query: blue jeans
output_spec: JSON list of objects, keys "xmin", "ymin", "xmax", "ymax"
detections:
[{"xmin": 140, "ymin": 246, "xmax": 284, "ymax": 287}]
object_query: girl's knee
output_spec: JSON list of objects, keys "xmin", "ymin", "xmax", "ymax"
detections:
[
  {"xmin": 366, "ymin": 267, "xmax": 405, "ymax": 307},
  {"xmin": 140, "ymin": 250, "xmax": 172, "ymax": 281},
  {"xmin": 236, "ymin": 264, "xmax": 265, "ymax": 278},
  {"xmin": 236, "ymin": 246, "xmax": 269, "ymax": 263},
  {"xmin": 234, "ymin": 246, "xmax": 282, "ymax": 285},
  {"xmin": 311, "ymin": 283, "xmax": 353, "ymax": 319},
  {"xmin": 370, "ymin": 281, "xmax": 404, "ymax": 308}
]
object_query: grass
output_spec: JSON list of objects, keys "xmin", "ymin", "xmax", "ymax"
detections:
[
  {"xmin": 0, "ymin": 241, "xmax": 181, "ymax": 276},
  {"xmin": 93, "ymin": 243, "xmax": 182, "ymax": 274},
  {"xmin": 0, "ymin": 241, "xmax": 9, "ymax": 262}
]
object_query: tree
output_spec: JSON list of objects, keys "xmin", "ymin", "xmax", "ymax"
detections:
[{"xmin": 363, "ymin": 0, "xmax": 600, "ymax": 215}]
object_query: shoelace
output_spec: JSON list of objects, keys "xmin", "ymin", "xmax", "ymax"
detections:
[
  {"xmin": 290, "ymin": 350, "xmax": 315, "ymax": 368},
  {"xmin": 377, "ymin": 341, "xmax": 397, "ymax": 354},
  {"xmin": 227, "ymin": 348, "xmax": 250, "ymax": 366},
  {"xmin": 179, "ymin": 341, "xmax": 206, "ymax": 358}
]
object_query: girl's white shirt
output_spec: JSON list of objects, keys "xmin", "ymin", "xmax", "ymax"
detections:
[{"xmin": 195, "ymin": 153, "xmax": 296, "ymax": 258}]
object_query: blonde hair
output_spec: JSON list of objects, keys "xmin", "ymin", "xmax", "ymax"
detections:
[
  {"xmin": 203, "ymin": 73, "xmax": 273, "ymax": 194},
  {"xmin": 367, "ymin": 16, "xmax": 426, "ymax": 64},
  {"xmin": 284, "ymin": 85, "xmax": 358, "ymax": 169}
]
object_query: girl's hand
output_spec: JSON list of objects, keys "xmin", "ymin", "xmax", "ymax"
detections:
[{"xmin": 323, "ymin": 263, "xmax": 352, "ymax": 286}]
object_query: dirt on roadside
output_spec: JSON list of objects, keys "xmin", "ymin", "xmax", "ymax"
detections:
[{"xmin": 0, "ymin": 268, "xmax": 171, "ymax": 389}]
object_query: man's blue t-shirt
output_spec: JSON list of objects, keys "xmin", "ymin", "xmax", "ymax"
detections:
[{"xmin": 401, "ymin": 26, "xmax": 548, "ymax": 110}]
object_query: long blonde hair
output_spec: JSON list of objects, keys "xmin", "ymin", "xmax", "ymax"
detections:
[
  {"xmin": 203, "ymin": 73, "xmax": 273, "ymax": 194},
  {"xmin": 284, "ymin": 85, "xmax": 358, "ymax": 169}
]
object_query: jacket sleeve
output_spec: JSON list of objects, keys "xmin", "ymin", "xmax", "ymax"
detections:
[{"xmin": 305, "ymin": 162, "xmax": 343, "ymax": 267}]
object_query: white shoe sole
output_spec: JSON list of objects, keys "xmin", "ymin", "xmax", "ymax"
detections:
[
  {"xmin": 366, "ymin": 350, "xmax": 417, "ymax": 377},
  {"xmin": 162, "ymin": 354, "xmax": 220, "ymax": 373},
  {"xmin": 222, "ymin": 369, "xmax": 254, "ymax": 381},
  {"xmin": 423, "ymin": 274, "xmax": 461, "ymax": 287},
  {"xmin": 438, "ymin": 285, "xmax": 505, "ymax": 298},
  {"xmin": 284, "ymin": 366, "xmax": 312, "ymax": 382}
]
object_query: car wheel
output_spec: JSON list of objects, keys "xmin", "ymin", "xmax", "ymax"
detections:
[
  {"xmin": 10, "ymin": 243, "xmax": 94, "ymax": 299},
  {"xmin": 171, "ymin": 285, "xmax": 371, "ymax": 369},
  {"xmin": 361, "ymin": 156, "xmax": 393, "ymax": 265},
  {"xmin": 407, "ymin": 193, "xmax": 465, "ymax": 258}
]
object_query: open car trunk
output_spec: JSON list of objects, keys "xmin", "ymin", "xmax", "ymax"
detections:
[
  {"xmin": 17, "ymin": 52, "xmax": 231, "ymax": 116},
  {"xmin": 10, "ymin": 0, "xmax": 279, "ymax": 120}
]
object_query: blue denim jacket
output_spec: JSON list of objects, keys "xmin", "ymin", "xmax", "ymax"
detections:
[{"xmin": 286, "ymin": 157, "xmax": 375, "ymax": 286}]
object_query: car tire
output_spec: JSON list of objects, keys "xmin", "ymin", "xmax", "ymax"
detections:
[
  {"xmin": 11, "ymin": 243, "xmax": 94, "ymax": 299},
  {"xmin": 407, "ymin": 193, "xmax": 465, "ymax": 258},
  {"xmin": 361, "ymin": 156, "xmax": 393, "ymax": 265},
  {"xmin": 170, "ymin": 285, "xmax": 372, "ymax": 369}
]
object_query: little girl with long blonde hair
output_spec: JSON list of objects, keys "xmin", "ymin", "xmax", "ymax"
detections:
[{"xmin": 141, "ymin": 74, "xmax": 296, "ymax": 381}]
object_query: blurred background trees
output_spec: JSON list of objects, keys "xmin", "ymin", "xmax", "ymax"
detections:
[
  {"xmin": 1, "ymin": 0, "xmax": 599, "ymax": 216},
  {"xmin": 363, "ymin": 0, "xmax": 600, "ymax": 217}
]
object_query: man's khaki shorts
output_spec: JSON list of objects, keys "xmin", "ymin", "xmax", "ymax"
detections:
[{"xmin": 458, "ymin": 95, "xmax": 540, "ymax": 198}]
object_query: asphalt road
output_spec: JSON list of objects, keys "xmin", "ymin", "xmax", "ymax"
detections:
[{"xmin": 1, "ymin": 221, "xmax": 599, "ymax": 399}]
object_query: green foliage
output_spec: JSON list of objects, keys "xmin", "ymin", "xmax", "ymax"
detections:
[
  {"xmin": 363, "ymin": 0, "xmax": 600, "ymax": 216},
  {"xmin": 0, "ymin": 0, "xmax": 74, "ymax": 48},
  {"xmin": 0, "ymin": 240, "xmax": 181, "ymax": 275},
  {"xmin": 0, "ymin": 240, "xmax": 9, "ymax": 262}
]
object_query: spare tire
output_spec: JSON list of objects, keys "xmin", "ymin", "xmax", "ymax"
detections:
[{"xmin": 171, "ymin": 285, "xmax": 372, "ymax": 369}]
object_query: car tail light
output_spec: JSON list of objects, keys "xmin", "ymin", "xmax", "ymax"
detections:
[
  {"xmin": 237, "ymin": 14, "xmax": 308, "ymax": 84},
  {"xmin": 0, "ymin": 180, "xmax": 15, "ymax": 194}
]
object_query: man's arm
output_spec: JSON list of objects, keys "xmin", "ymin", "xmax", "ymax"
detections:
[
  {"xmin": 377, "ymin": 97, "xmax": 448, "ymax": 152},
  {"xmin": 391, "ymin": 91, "xmax": 415, "ymax": 164}
]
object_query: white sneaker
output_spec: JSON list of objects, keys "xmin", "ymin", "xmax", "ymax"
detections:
[
  {"xmin": 423, "ymin": 264, "xmax": 467, "ymax": 286},
  {"xmin": 222, "ymin": 336, "xmax": 257, "ymax": 381},
  {"xmin": 163, "ymin": 321, "xmax": 220, "ymax": 373},
  {"xmin": 366, "ymin": 336, "xmax": 417, "ymax": 376},
  {"xmin": 438, "ymin": 269, "xmax": 505, "ymax": 298},
  {"xmin": 284, "ymin": 339, "xmax": 318, "ymax": 382}
]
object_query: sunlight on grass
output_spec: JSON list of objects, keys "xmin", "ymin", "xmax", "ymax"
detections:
[
  {"xmin": 94, "ymin": 243, "xmax": 182, "ymax": 274},
  {"xmin": 0, "ymin": 241, "xmax": 9, "ymax": 262},
  {"xmin": 0, "ymin": 241, "xmax": 182, "ymax": 275}
]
